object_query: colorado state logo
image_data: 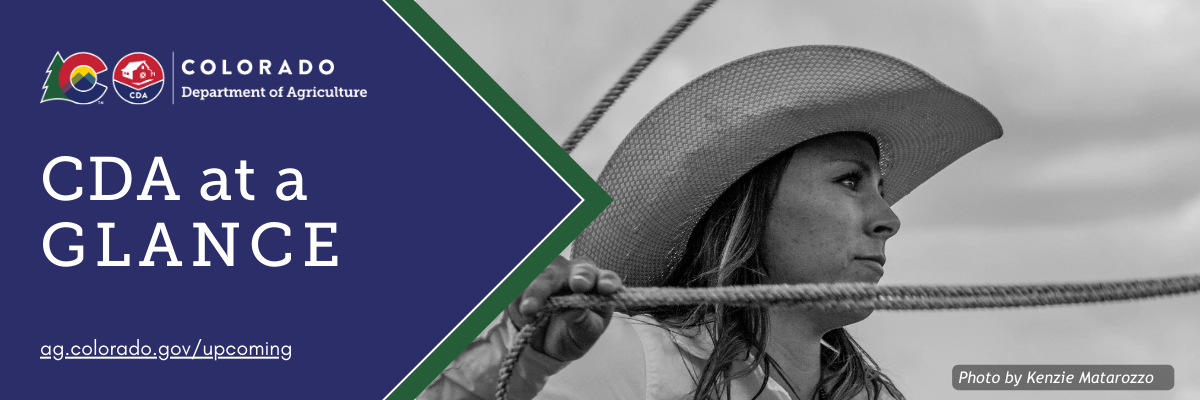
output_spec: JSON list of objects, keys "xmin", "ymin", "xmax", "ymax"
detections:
[
  {"xmin": 41, "ymin": 52, "xmax": 108, "ymax": 104},
  {"xmin": 113, "ymin": 52, "xmax": 165, "ymax": 104}
]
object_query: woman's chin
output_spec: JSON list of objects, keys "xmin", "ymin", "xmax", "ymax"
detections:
[
  {"xmin": 842, "ymin": 308, "xmax": 874, "ymax": 325},
  {"xmin": 783, "ymin": 306, "xmax": 874, "ymax": 332},
  {"xmin": 821, "ymin": 307, "xmax": 873, "ymax": 330}
]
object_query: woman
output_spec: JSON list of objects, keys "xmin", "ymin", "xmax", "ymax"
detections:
[{"xmin": 422, "ymin": 45, "xmax": 1001, "ymax": 400}]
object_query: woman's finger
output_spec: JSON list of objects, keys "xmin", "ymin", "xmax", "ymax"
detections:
[
  {"xmin": 567, "ymin": 258, "xmax": 601, "ymax": 293},
  {"xmin": 517, "ymin": 256, "xmax": 570, "ymax": 317},
  {"xmin": 596, "ymin": 269, "xmax": 623, "ymax": 295}
]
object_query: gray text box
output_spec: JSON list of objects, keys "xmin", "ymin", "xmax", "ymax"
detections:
[{"xmin": 952, "ymin": 365, "xmax": 1173, "ymax": 390}]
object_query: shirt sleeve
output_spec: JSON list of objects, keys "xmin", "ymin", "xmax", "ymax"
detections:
[
  {"xmin": 418, "ymin": 313, "xmax": 650, "ymax": 400},
  {"xmin": 417, "ymin": 313, "xmax": 569, "ymax": 400},
  {"xmin": 532, "ymin": 315, "xmax": 648, "ymax": 400}
]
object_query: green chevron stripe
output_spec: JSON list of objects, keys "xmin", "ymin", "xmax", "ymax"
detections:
[{"xmin": 380, "ymin": 1, "xmax": 611, "ymax": 398}]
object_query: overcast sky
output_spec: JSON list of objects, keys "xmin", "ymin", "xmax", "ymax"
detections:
[{"xmin": 415, "ymin": 1, "xmax": 1200, "ymax": 398}]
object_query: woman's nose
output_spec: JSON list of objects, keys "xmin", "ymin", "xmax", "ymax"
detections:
[{"xmin": 865, "ymin": 197, "xmax": 901, "ymax": 239}]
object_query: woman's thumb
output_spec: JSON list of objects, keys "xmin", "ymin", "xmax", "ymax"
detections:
[{"xmin": 543, "ymin": 309, "xmax": 607, "ymax": 362}]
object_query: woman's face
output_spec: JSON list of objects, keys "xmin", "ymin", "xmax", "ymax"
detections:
[{"xmin": 762, "ymin": 133, "xmax": 900, "ymax": 289}]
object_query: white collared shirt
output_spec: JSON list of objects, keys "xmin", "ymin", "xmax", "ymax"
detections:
[{"xmin": 422, "ymin": 313, "xmax": 893, "ymax": 400}]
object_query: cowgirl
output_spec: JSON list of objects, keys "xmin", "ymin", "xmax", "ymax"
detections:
[{"xmin": 422, "ymin": 45, "xmax": 1001, "ymax": 400}]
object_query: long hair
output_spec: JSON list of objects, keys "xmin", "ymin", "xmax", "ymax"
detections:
[{"xmin": 636, "ymin": 133, "xmax": 904, "ymax": 400}]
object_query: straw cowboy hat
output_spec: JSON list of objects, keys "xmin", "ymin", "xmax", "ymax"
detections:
[{"xmin": 573, "ymin": 45, "xmax": 1003, "ymax": 287}]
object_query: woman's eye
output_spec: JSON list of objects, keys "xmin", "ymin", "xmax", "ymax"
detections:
[{"xmin": 837, "ymin": 174, "xmax": 861, "ymax": 190}]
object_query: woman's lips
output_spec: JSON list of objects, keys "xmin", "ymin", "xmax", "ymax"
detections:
[{"xmin": 855, "ymin": 255, "xmax": 886, "ymax": 277}]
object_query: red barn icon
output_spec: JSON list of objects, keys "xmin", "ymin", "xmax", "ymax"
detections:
[{"xmin": 121, "ymin": 61, "xmax": 157, "ymax": 84}]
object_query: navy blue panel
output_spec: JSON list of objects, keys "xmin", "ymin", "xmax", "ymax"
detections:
[{"xmin": 0, "ymin": 1, "xmax": 579, "ymax": 398}]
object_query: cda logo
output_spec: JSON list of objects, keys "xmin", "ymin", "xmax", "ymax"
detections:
[
  {"xmin": 113, "ymin": 52, "xmax": 165, "ymax": 104},
  {"xmin": 40, "ymin": 51, "xmax": 165, "ymax": 104},
  {"xmin": 41, "ymin": 52, "xmax": 108, "ymax": 105}
]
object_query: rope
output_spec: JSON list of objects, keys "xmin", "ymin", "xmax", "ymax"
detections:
[
  {"xmin": 502, "ymin": 3, "xmax": 724, "ymax": 397},
  {"xmin": 497, "ymin": 274, "xmax": 1200, "ymax": 399},
  {"xmin": 559, "ymin": 0, "xmax": 719, "ymax": 154},
  {"xmin": 495, "ymin": 312, "xmax": 550, "ymax": 400}
]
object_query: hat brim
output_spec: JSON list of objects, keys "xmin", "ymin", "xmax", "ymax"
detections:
[{"xmin": 574, "ymin": 45, "xmax": 1002, "ymax": 287}]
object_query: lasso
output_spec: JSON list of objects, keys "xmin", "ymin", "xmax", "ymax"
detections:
[
  {"xmin": 515, "ymin": 0, "xmax": 1200, "ymax": 399},
  {"xmin": 497, "ymin": 276, "xmax": 1200, "ymax": 399}
]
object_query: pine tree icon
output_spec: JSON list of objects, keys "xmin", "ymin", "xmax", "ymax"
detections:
[{"xmin": 41, "ymin": 52, "xmax": 67, "ymax": 102}]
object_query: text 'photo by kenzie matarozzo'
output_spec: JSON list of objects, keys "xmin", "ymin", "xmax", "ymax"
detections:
[{"xmin": 416, "ymin": 1, "xmax": 1200, "ymax": 399}]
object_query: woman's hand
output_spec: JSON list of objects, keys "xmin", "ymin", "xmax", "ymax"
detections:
[{"xmin": 505, "ymin": 256, "xmax": 623, "ymax": 362}]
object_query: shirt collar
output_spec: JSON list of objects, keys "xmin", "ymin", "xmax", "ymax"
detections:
[{"xmin": 661, "ymin": 322, "xmax": 714, "ymax": 359}]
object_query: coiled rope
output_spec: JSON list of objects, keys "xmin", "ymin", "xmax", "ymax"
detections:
[
  {"xmin": 559, "ymin": 0, "xmax": 719, "ymax": 154},
  {"xmin": 497, "ymin": 275, "xmax": 1200, "ymax": 399}
]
